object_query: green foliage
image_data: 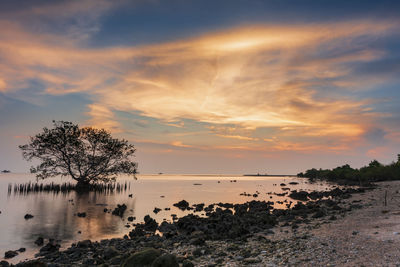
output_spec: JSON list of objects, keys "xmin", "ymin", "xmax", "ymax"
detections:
[
  {"xmin": 298, "ymin": 156, "xmax": 400, "ymax": 185},
  {"xmin": 20, "ymin": 121, "xmax": 137, "ymax": 185}
]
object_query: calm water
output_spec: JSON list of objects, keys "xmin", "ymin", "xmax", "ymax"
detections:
[{"xmin": 0, "ymin": 173, "xmax": 333, "ymax": 262}]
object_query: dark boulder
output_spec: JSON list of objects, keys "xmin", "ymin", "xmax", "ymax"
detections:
[
  {"xmin": 77, "ymin": 212, "xmax": 86, "ymax": 217},
  {"xmin": 129, "ymin": 227, "xmax": 145, "ymax": 239},
  {"xmin": 151, "ymin": 254, "xmax": 179, "ymax": 267},
  {"xmin": 34, "ymin": 237, "xmax": 44, "ymax": 246},
  {"xmin": 77, "ymin": 239, "xmax": 92, "ymax": 248},
  {"xmin": 24, "ymin": 214, "xmax": 34, "ymax": 220},
  {"xmin": 143, "ymin": 215, "xmax": 158, "ymax": 232},
  {"xmin": 4, "ymin": 251, "xmax": 18, "ymax": 259},
  {"xmin": 173, "ymin": 200, "xmax": 190, "ymax": 210},
  {"xmin": 38, "ymin": 240, "xmax": 60, "ymax": 256},
  {"xmin": 122, "ymin": 248, "xmax": 161, "ymax": 267},
  {"xmin": 15, "ymin": 259, "xmax": 47, "ymax": 267},
  {"xmin": 153, "ymin": 207, "xmax": 161, "ymax": 214},
  {"xmin": 103, "ymin": 246, "xmax": 119, "ymax": 260},
  {"xmin": 158, "ymin": 221, "xmax": 177, "ymax": 236},
  {"xmin": 288, "ymin": 190, "xmax": 309, "ymax": 201},
  {"xmin": 193, "ymin": 203, "xmax": 205, "ymax": 212},
  {"xmin": 182, "ymin": 260, "xmax": 195, "ymax": 267},
  {"xmin": 112, "ymin": 204, "xmax": 127, "ymax": 217}
]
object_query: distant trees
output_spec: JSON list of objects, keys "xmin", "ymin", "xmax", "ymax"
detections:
[
  {"xmin": 298, "ymin": 155, "xmax": 400, "ymax": 185},
  {"xmin": 20, "ymin": 121, "xmax": 137, "ymax": 188}
]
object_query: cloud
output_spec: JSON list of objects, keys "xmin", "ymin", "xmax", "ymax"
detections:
[
  {"xmin": 86, "ymin": 104, "xmax": 121, "ymax": 132},
  {"xmin": 0, "ymin": 15, "xmax": 399, "ymax": 153}
]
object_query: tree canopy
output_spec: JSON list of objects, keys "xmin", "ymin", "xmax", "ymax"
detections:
[
  {"xmin": 20, "ymin": 121, "xmax": 137, "ymax": 186},
  {"xmin": 297, "ymin": 155, "xmax": 400, "ymax": 185}
]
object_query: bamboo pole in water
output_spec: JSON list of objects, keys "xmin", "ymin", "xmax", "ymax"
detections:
[{"xmin": 8, "ymin": 181, "xmax": 131, "ymax": 195}]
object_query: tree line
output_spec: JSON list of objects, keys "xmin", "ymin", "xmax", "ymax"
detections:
[{"xmin": 297, "ymin": 154, "xmax": 400, "ymax": 185}]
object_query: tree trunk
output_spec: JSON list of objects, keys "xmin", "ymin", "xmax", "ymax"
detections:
[{"xmin": 75, "ymin": 179, "xmax": 91, "ymax": 192}]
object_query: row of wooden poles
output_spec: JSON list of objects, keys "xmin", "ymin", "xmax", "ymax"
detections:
[{"xmin": 8, "ymin": 181, "xmax": 131, "ymax": 195}]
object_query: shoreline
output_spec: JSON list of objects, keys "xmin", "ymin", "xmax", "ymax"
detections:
[{"xmin": 6, "ymin": 181, "xmax": 400, "ymax": 266}]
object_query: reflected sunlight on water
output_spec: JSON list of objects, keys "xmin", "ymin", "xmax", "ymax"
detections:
[{"xmin": 0, "ymin": 173, "xmax": 333, "ymax": 262}]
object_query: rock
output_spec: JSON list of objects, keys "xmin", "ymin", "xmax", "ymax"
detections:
[
  {"xmin": 0, "ymin": 261, "xmax": 9, "ymax": 267},
  {"xmin": 153, "ymin": 207, "xmax": 161, "ymax": 214},
  {"xmin": 4, "ymin": 251, "xmax": 18, "ymax": 259},
  {"xmin": 34, "ymin": 237, "xmax": 44, "ymax": 246},
  {"xmin": 77, "ymin": 239, "xmax": 92, "ymax": 248},
  {"xmin": 243, "ymin": 257, "xmax": 261, "ymax": 263},
  {"xmin": 182, "ymin": 260, "xmax": 195, "ymax": 267},
  {"xmin": 143, "ymin": 215, "xmax": 158, "ymax": 232},
  {"xmin": 288, "ymin": 190, "xmax": 309, "ymax": 201},
  {"xmin": 13, "ymin": 260, "xmax": 46, "ymax": 266},
  {"xmin": 82, "ymin": 258, "xmax": 96, "ymax": 265},
  {"xmin": 352, "ymin": 231, "xmax": 359, "ymax": 235},
  {"xmin": 158, "ymin": 221, "xmax": 177, "ymax": 237},
  {"xmin": 24, "ymin": 214, "xmax": 34, "ymax": 220},
  {"xmin": 193, "ymin": 203, "xmax": 205, "ymax": 212},
  {"xmin": 312, "ymin": 210, "xmax": 326, "ymax": 218},
  {"xmin": 173, "ymin": 200, "xmax": 190, "ymax": 210},
  {"xmin": 129, "ymin": 227, "xmax": 145, "ymax": 238},
  {"xmin": 128, "ymin": 216, "xmax": 135, "ymax": 221},
  {"xmin": 329, "ymin": 215, "xmax": 337, "ymax": 220},
  {"xmin": 151, "ymin": 254, "xmax": 179, "ymax": 267},
  {"xmin": 18, "ymin": 247, "xmax": 26, "ymax": 252},
  {"xmin": 280, "ymin": 183, "xmax": 286, "ymax": 186},
  {"xmin": 112, "ymin": 204, "xmax": 127, "ymax": 217},
  {"xmin": 110, "ymin": 255, "xmax": 124, "ymax": 265},
  {"xmin": 38, "ymin": 240, "xmax": 60, "ymax": 255},
  {"xmin": 192, "ymin": 248, "xmax": 203, "ymax": 257},
  {"xmin": 103, "ymin": 246, "xmax": 119, "ymax": 260},
  {"xmin": 77, "ymin": 212, "xmax": 86, "ymax": 217},
  {"xmin": 122, "ymin": 248, "xmax": 161, "ymax": 267},
  {"xmin": 190, "ymin": 237, "xmax": 205, "ymax": 246}
]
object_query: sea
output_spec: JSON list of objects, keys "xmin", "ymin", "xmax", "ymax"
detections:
[{"xmin": 0, "ymin": 173, "xmax": 334, "ymax": 263}]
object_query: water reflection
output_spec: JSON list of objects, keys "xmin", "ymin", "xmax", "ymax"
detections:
[{"xmin": 0, "ymin": 173, "xmax": 333, "ymax": 263}]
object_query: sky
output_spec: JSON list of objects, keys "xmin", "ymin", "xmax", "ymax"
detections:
[{"xmin": 1, "ymin": 0, "xmax": 400, "ymax": 175}]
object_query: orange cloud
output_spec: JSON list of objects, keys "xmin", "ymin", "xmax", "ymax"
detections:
[
  {"xmin": 0, "ymin": 18, "xmax": 398, "ymax": 153},
  {"xmin": 86, "ymin": 104, "xmax": 121, "ymax": 132}
]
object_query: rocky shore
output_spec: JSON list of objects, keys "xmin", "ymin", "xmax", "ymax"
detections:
[{"xmin": 5, "ymin": 181, "xmax": 400, "ymax": 266}]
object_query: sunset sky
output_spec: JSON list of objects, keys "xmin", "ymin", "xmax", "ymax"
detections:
[{"xmin": 1, "ymin": 0, "xmax": 400, "ymax": 174}]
